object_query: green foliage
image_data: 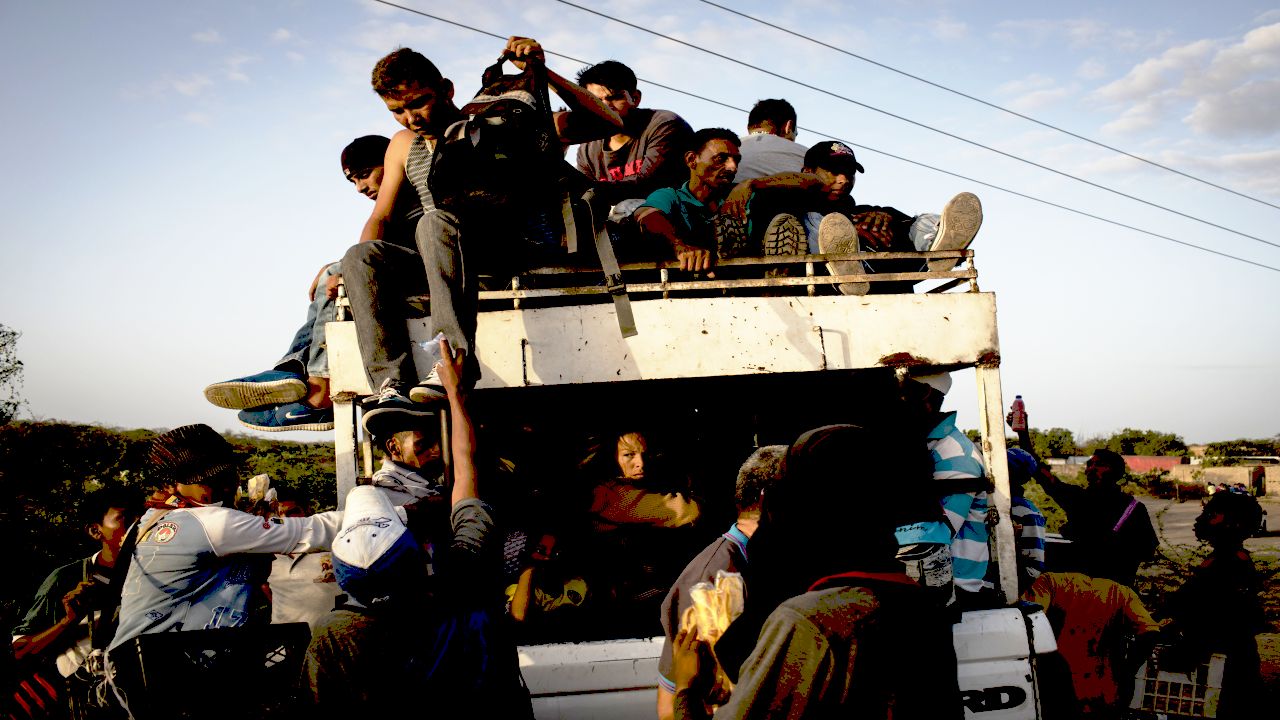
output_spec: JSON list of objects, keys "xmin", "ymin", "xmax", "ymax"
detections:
[
  {"xmin": 0, "ymin": 421, "xmax": 335, "ymax": 627},
  {"xmin": 1029, "ymin": 427, "xmax": 1078, "ymax": 459},
  {"xmin": 1202, "ymin": 438, "xmax": 1280, "ymax": 466},
  {"xmin": 0, "ymin": 324, "xmax": 25, "ymax": 424},
  {"xmin": 1085, "ymin": 428, "xmax": 1188, "ymax": 457}
]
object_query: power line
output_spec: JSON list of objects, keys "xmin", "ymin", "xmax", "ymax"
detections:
[
  {"xmin": 364, "ymin": 0, "xmax": 1279, "ymax": 273},
  {"xmin": 552, "ymin": 0, "xmax": 1280, "ymax": 251},
  {"xmin": 698, "ymin": 0, "xmax": 1280, "ymax": 213}
]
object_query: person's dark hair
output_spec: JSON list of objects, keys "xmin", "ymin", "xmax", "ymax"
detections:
[
  {"xmin": 81, "ymin": 487, "xmax": 139, "ymax": 528},
  {"xmin": 747, "ymin": 98, "xmax": 796, "ymax": 130},
  {"xmin": 371, "ymin": 48, "xmax": 445, "ymax": 97},
  {"xmin": 341, "ymin": 135, "xmax": 390, "ymax": 173},
  {"xmin": 575, "ymin": 60, "xmax": 638, "ymax": 93},
  {"xmin": 687, "ymin": 127, "xmax": 739, "ymax": 155},
  {"xmin": 148, "ymin": 424, "xmax": 242, "ymax": 491},
  {"xmin": 1091, "ymin": 448, "xmax": 1126, "ymax": 474},
  {"xmin": 716, "ymin": 424, "xmax": 938, "ymax": 678},
  {"xmin": 1200, "ymin": 491, "xmax": 1263, "ymax": 541},
  {"xmin": 734, "ymin": 445, "xmax": 787, "ymax": 512}
]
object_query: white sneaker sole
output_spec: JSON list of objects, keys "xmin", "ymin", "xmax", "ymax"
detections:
[
  {"xmin": 928, "ymin": 192, "xmax": 982, "ymax": 272},
  {"xmin": 205, "ymin": 378, "xmax": 307, "ymax": 410},
  {"xmin": 408, "ymin": 385, "xmax": 447, "ymax": 404},
  {"xmin": 816, "ymin": 214, "xmax": 869, "ymax": 296},
  {"xmin": 238, "ymin": 418, "xmax": 334, "ymax": 432}
]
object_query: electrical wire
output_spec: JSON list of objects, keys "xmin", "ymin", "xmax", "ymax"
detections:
[
  {"xmin": 364, "ymin": 0, "xmax": 1279, "ymax": 273},
  {"xmin": 698, "ymin": 0, "xmax": 1280, "ymax": 213},
  {"xmin": 552, "ymin": 0, "xmax": 1279, "ymax": 251}
]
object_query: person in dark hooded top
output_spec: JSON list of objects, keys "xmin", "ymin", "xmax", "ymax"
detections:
[{"xmin": 670, "ymin": 424, "xmax": 962, "ymax": 720}]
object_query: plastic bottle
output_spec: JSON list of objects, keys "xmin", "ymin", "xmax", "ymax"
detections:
[{"xmin": 1010, "ymin": 395, "xmax": 1027, "ymax": 432}]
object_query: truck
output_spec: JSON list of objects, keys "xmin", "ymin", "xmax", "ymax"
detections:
[{"xmin": 323, "ymin": 246, "xmax": 1060, "ymax": 719}]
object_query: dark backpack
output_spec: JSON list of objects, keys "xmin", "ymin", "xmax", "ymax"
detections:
[{"xmin": 428, "ymin": 58, "xmax": 580, "ymax": 223}]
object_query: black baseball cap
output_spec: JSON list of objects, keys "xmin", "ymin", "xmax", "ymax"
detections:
[{"xmin": 803, "ymin": 140, "xmax": 865, "ymax": 175}]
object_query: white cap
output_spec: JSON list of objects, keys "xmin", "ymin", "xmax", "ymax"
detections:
[{"xmin": 912, "ymin": 372, "xmax": 952, "ymax": 395}]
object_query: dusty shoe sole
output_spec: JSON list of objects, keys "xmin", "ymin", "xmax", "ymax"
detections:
[
  {"xmin": 238, "ymin": 418, "xmax": 334, "ymax": 432},
  {"xmin": 763, "ymin": 214, "xmax": 804, "ymax": 256},
  {"xmin": 205, "ymin": 378, "xmax": 307, "ymax": 410},
  {"xmin": 928, "ymin": 192, "xmax": 982, "ymax": 272},
  {"xmin": 816, "ymin": 214, "xmax": 869, "ymax": 296}
]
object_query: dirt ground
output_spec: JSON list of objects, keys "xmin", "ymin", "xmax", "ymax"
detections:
[{"xmin": 1136, "ymin": 496, "xmax": 1280, "ymax": 700}]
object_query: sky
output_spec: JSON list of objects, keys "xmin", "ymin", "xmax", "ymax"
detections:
[{"xmin": 1, "ymin": 0, "xmax": 1278, "ymax": 446}]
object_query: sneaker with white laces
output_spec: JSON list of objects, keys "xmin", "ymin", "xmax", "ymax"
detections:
[
  {"xmin": 408, "ymin": 366, "xmax": 446, "ymax": 404},
  {"xmin": 360, "ymin": 378, "xmax": 436, "ymax": 436},
  {"xmin": 237, "ymin": 402, "xmax": 334, "ymax": 432},
  {"xmin": 204, "ymin": 369, "xmax": 306, "ymax": 410},
  {"xmin": 928, "ymin": 192, "xmax": 982, "ymax": 272},
  {"xmin": 816, "ymin": 213, "xmax": 869, "ymax": 296}
]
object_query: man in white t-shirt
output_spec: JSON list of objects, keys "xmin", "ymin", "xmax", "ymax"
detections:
[{"xmin": 734, "ymin": 99, "xmax": 807, "ymax": 183}]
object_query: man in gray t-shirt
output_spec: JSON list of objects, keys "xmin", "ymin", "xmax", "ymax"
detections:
[
  {"xmin": 574, "ymin": 60, "xmax": 693, "ymax": 209},
  {"xmin": 734, "ymin": 98, "xmax": 808, "ymax": 183}
]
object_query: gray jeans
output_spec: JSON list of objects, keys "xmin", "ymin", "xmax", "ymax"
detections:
[
  {"xmin": 341, "ymin": 240, "xmax": 428, "ymax": 389},
  {"xmin": 422, "ymin": 208, "xmax": 530, "ymax": 383}
]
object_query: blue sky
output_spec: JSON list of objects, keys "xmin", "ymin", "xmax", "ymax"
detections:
[{"xmin": 2, "ymin": 0, "xmax": 1277, "ymax": 445}]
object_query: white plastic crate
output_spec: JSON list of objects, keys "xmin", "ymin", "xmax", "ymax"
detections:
[{"xmin": 1129, "ymin": 646, "xmax": 1226, "ymax": 718}]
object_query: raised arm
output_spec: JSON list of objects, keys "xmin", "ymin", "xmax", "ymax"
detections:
[
  {"xmin": 435, "ymin": 337, "xmax": 477, "ymax": 505},
  {"xmin": 358, "ymin": 130, "xmax": 414, "ymax": 243},
  {"xmin": 503, "ymin": 36, "xmax": 623, "ymax": 143}
]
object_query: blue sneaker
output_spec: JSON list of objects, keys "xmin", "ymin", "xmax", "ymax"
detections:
[
  {"xmin": 205, "ymin": 370, "xmax": 307, "ymax": 410},
  {"xmin": 238, "ymin": 402, "xmax": 334, "ymax": 432}
]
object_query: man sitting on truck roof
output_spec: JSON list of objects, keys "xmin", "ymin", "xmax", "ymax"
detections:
[
  {"xmin": 734, "ymin": 99, "xmax": 807, "ymax": 183},
  {"xmin": 671, "ymin": 424, "xmax": 962, "ymax": 719},
  {"xmin": 575, "ymin": 60, "xmax": 693, "ymax": 211},
  {"xmin": 634, "ymin": 128, "xmax": 745, "ymax": 272},
  {"xmin": 655, "ymin": 445, "xmax": 786, "ymax": 720},
  {"xmin": 726, "ymin": 139, "xmax": 984, "ymax": 295},
  {"xmin": 204, "ymin": 135, "xmax": 418, "ymax": 432},
  {"xmin": 347, "ymin": 39, "xmax": 622, "ymax": 407}
]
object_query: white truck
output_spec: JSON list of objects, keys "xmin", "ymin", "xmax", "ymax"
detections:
[{"xmin": 324, "ymin": 248, "xmax": 1060, "ymax": 719}]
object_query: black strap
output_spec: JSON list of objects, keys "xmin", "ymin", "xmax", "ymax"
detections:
[{"xmin": 582, "ymin": 189, "xmax": 637, "ymax": 338}]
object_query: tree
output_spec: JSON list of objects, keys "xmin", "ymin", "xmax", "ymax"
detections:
[
  {"xmin": 1202, "ymin": 438, "xmax": 1280, "ymax": 466},
  {"xmin": 0, "ymin": 324, "xmax": 25, "ymax": 424},
  {"xmin": 1086, "ymin": 428, "xmax": 1187, "ymax": 457},
  {"xmin": 1030, "ymin": 427, "xmax": 1078, "ymax": 459}
]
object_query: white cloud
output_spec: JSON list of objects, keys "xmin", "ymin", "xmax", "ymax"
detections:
[
  {"xmin": 931, "ymin": 18, "xmax": 967, "ymax": 42},
  {"xmin": 224, "ymin": 53, "xmax": 255, "ymax": 83},
  {"xmin": 183, "ymin": 111, "xmax": 212, "ymax": 125},
  {"xmin": 1186, "ymin": 78, "xmax": 1280, "ymax": 137},
  {"xmin": 1093, "ymin": 23, "xmax": 1280, "ymax": 139},
  {"xmin": 192, "ymin": 29, "xmax": 222, "ymax": 44},
  {"xmin": 287, "ymin": 51, "xmax": 306, "ymax": 64},
  {"xmin": 990, "ymin": 18, "xmax": 1167, "ymax": 52},
  {"xmin": 1076, "ymin": 58, "xmax": 1106, "ymax": 80},
  {"xmin": 271, "ymin": 28, "xmax": 294, "ymax": 43},
  {"xmin": 171, "ymin": 74, "xmax": 213, "ymax": 97}
]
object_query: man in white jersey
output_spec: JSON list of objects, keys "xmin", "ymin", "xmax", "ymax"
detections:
[{"xmin": 105, "ymin": 424, "xmax": 343, "ymax": 718}]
